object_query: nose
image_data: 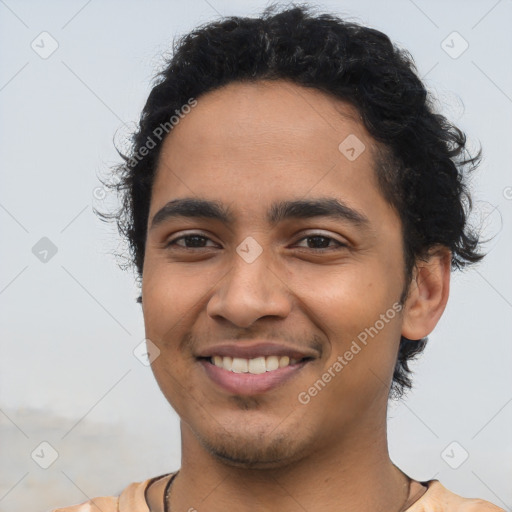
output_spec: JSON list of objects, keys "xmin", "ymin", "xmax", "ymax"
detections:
[{"xmin": 206, "ymin": 249, "xmax": 292, "ymax": 328}]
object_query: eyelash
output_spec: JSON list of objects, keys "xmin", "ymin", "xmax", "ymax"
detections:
[{"xmin": 165, "ymin": 232, "xmax": 347, "ymax": 251}]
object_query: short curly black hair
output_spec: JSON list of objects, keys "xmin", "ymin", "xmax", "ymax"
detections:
[{"xmin": 99, "ymin": 3, "xmax": 484, "ymax": 399}]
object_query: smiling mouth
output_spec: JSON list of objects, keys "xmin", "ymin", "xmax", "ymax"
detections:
[
  {"xmin": 198, "ymin": 355, "xmax": 313, "ymax": 395},
  {"xmin": 203, "ymin": 355, "xmax": 311, "ymax": 374}
]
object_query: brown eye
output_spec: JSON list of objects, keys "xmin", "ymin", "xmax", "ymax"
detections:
[
  {"xmin": 166, "ymin": 234, "xmax": 218, "ymax": 249},
  {"xmin": 295, "ymin": 234, "xmax": 347, "ymax": 250}
]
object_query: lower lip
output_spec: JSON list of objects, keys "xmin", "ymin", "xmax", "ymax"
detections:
[{"xmin": 200, "ymin": 359, "xmax": 309, "ymax": 395}]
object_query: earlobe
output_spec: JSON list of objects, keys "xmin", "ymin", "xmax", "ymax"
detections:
[{"xmin": 401, "ymin": 247, "xmax": 451, "ymax": 341}]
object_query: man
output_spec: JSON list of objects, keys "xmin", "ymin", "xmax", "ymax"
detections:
[{"xmin": 54, "ymin": 4, "xmax": 504, "ymax": 511}]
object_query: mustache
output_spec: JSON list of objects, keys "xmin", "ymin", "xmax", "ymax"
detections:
[{"xmin": 178, "ymin": 330, "xmax": 325, "ymax": 357}]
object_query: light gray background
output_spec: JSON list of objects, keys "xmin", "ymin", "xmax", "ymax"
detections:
[{"xmin": 0, "ymin": 1, "xmax": 511, "ymax": 511}]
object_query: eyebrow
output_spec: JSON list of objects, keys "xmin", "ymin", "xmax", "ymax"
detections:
[{"xmin": 149, "ymin": 197, "xmax": 370, "ymax": 230}]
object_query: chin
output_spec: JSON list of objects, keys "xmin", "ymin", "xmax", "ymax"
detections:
[{"xmin": 195, "ymin": 425, "xmax": 306, "ymax": 469}]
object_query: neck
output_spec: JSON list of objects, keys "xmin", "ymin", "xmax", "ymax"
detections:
[{"xmin": 167, "ymin": 420, "xmax": 410, "ymax": 512}]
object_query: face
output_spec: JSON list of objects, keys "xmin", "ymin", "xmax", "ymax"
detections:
[{"xmin": 142, "ymin": 80, "xmax": 408, "ymax": 468}]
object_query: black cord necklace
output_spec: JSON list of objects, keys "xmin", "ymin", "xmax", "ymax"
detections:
[{"xmin": 163, "ymin": 472, "xmax": 179, "ymax": 512}]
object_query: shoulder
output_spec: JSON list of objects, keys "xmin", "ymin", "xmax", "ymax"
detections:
[
  {"xmin": 51, "ymin": 495, "xmax": 119, "ymax": 512},
  {"xmin": 50, "ymin": 474, "xmax": 173, "ymax": 512},
  {"xmin": 406, "ymin": 480, "xmax": 506, "ymax": 512}
]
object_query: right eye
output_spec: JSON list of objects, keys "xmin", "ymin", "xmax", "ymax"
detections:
[{"xmin": 165, "ymin": 233, "xmax": 220, "ymax": 249}]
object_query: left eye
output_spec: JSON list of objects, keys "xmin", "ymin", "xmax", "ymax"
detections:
[{"xmin": 295, "ymin": 235, "xmax": 346, "ymax": 250}]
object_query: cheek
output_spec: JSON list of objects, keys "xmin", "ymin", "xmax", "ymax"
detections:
[
  {"xmin": 142, "ymin": 257, "xmax": 215, "ymax": 334},
  {"xmin": 297, "ymin": 263, "xmax": 403, "ymax": 381},
  {"xmin": 291, "ymin": 263, "xmax": 397, "ymax": 338}
]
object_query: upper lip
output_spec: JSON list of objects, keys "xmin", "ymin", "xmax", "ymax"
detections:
[{"xmin": 196, "ymin": 341, "xmax": 319, "ymax": 360}]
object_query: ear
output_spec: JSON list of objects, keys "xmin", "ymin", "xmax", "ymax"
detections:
[{"xmin": 401, "ymin": 246, "xmax": 451, "ymax": 340}]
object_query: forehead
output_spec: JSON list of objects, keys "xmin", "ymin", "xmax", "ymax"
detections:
[
  {"xmin": 160, "ymin": 79, "xmax": 368, "ymax": 160},
  {"xmin": 151, "ymin": 79, "xmax": 386, "ymax": 223}
]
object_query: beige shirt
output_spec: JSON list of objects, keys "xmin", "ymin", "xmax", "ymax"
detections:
[{"xmin": 51, "ymin": 473, "xmax": 505, "ymax": 512}]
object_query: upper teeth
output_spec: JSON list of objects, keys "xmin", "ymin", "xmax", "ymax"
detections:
[{"xmin": 211, "ymin": 355, "xmax": 299, "ymax": 374}]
